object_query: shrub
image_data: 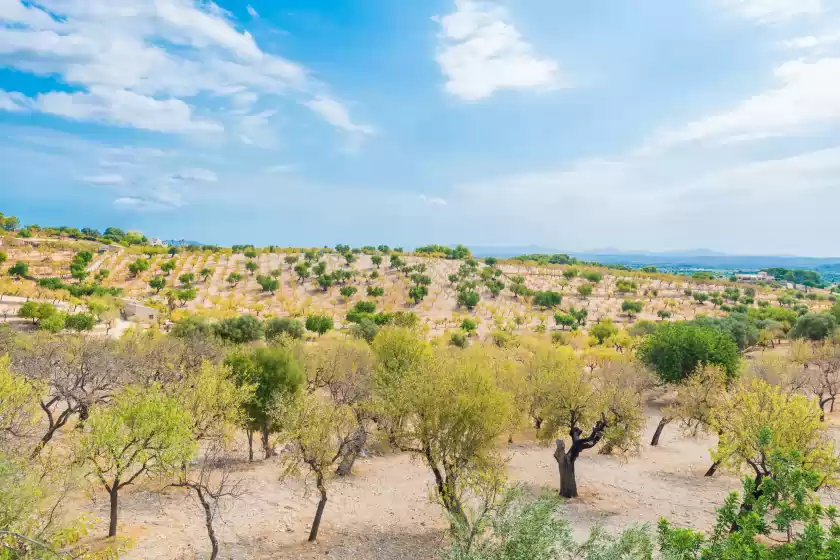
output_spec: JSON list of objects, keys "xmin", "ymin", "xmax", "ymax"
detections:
[
  {"xmin": 532, "ymin": 291, "xmax": 563, "ymax": 309},
  {"xmin": 265, "ymin": 317, "xmax": 304, "ymax": 341},
  {"xmin": 214, "ymin": 315, "xmax": 264, "ymax": 343},
  {"xmin": 637, "ymin": 322, "xmax": 740, "ymax": 383}
]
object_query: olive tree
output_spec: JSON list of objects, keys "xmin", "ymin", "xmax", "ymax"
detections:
[
  {"xmin": 530, "ymin": 347, "xmax": 646, "ymax": 498},
  {"xmin": 225, "ymin": 346, "xmax": 304, "ymax": 460}
]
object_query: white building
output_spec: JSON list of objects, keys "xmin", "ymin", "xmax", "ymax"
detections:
[
  {"xmin": 734, "ymin": 271, "xmax": 772, "ymax": 283},
  {"xmin": 147, "ymin": 237, "xmax": 167, "ymax": 247}
]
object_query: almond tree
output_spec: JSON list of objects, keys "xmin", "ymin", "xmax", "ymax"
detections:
[
  {"xmin": 374, "ymin": 334, "xmax": 513, "ymax": 525},
  {"xmin": 279, "ymin": 393, "xmax": 356, "ymax": 542},
  {"xmin": 302, "ymin": 338, "xmax": 375, "ymax": 476},
  {"xmin": 76, "ymin": 385, "xmax": 195, "ymax": 537}
]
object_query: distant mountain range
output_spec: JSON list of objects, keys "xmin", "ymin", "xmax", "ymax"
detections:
[{"xmin": 468, "ymin": 245, "xmax": 840, "ymax": 272}]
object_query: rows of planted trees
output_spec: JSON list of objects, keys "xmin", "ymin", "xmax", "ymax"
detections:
[{"xmin": 2, "ymin": 284, "xmax": 840, "ymax": 557}]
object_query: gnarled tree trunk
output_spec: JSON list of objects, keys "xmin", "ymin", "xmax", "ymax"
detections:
[
  {"xmin": 650, "ymin": 417, "xmax": 671, "ymax": 447},
  {"xmin": 335, "ymin": 427, "xmax": 366, "ymax": 477},
  {"xmin": 552, "ymin": 418, "xmax": 608, "ymax": 499}
]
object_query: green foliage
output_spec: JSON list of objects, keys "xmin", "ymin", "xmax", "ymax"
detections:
[
  {"xmin": 460, "ymin": 318, "xmax": 477, "ymax": 334},
  {"xmin": 245, "ymin": 261, "xmax": 258, "ymax": 275},
  {"xmin": 127, "ymin": 258, "xmax": 150, "ymax": 277},
  {"xmin": 265, "ymin": 317, "xmax": 304, "ymax": 341},
  {"xmin": 583, "ymin": 272, "xmax": 602, "ymax": 283},
  {"xmin": 159, "ymin": 260, "xmax": 176, "ymax": 275},
  {"xmin": 339, "ymin": 285, "xmax": 357, "ymax": 299},
  {"xmin": 305, "ymin": 314, "xmax": 334, "ymax": 336},
  {"xmin": 149, "ymin": 275, "xmax": 166, "ymax": 293},
  {"xmin": 7, "ymin": 262, "xmax": 28, "ymax": 278},
  {"xmin": 367, "ymin": 286, "xmax": 384, "ymax": 297},
  {"xmin": 658, "ymin": 447, "xmax": 840, "ymax": 559},
  {"xmin": 577, "ymin": 284, "xmax": 594, "ymax": 298},
  {"xmin": 513, "ymin": 253, "xmax": 577, "ymax": 265},
  {"xmin": 226, "ymin": 346, "xmax": 304, "ymax": 443},
  {"xmin": 621, "ymin": 300, "xmax": 644, "ymax": 317},
  {"xmin": 444, "ymin": 486, "xmax": 653, "ymax": 560},
  {"xmin": 690, "ymin": 313, "xmax": 760, "ymax": 351},
  {"xmin": 637, "ymin": 322, "xmax": 740, "ymax": 383},
  {"xmin": 532, "ymin": 291, "xmax": 562, "ymax": 309},
  {"xmin": 789, "ymin": 312, "xmax": 837, "ymax": 341},
  {"xmin": 226, "ymin": 272, "xmax": 243, "ymax": 287},
  {"xmin": 615, "ymin": 280, "xmax": 637, "ymax": 294},
  {"xmin": 415, "ymin": 244, "xmax": 472, "ymax": 259},
  {"xmin": 350, "ymin": 318, "xmax": 379, "ymax": 343},
  {"xmin": 171, "ymin": 316, "xmax": 213, "ymax": 339},
  {"xmin": 449, "ymin": 331, "xmax": 469, "ymax": 348},
  {"xmin": 554, "ymin": 313, "xmax": 576, "ymax": 330},
  {"xmin": 173, "ymin": 288, "xmax": 197, "ymax": 306},
  {"xmin": 77, "ymin": 385, "xmax": 196, "ymax": 537},
  {"xmin": 214, "ymin": 315, "xmax": 264, "ymax": 343},
  {"xmin": 64, "ymin": 312, "xmax": 96, "ymax": 332},
  {"xmin": 256, "ymin": 275, "xmax": 279, "ymax": 293},
  {"xmin": 590, "ymin": 319, "xmax": 618, "ymax": 344},
  {"xmin": 178, "ymin": 272, "xmax": 195, "ymax": 286},
  {"xmin": 409, "ymin": 285, "xmax": 429, "ymax": 304},
  {"xmin": 458, "ymin": 289, "xmax": 481, "ymax": 310}
]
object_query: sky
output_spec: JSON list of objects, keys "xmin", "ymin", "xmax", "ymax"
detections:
[{"xmin": 1, "ymin": 0, "xmax": 840, "ymax": 256}]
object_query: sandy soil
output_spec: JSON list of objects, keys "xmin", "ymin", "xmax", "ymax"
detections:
[{"xmin": 73, "ymin": 414, "xmax": 750, "ymax": 560}]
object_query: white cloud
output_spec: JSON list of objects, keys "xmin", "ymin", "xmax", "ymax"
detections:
[
  {"xmin": 434, "ymin": 0, "xmax": 560, "ymax": 101},
  {"xmin": 648, "ymin": 57, "xmax": 840, "ymax": 148},
  {"xmin": 718, "ymin": 0, "xmax": 824, "ymax": 24},
  {"xmin": 0, "ymin": 0, "xmax": 369, "ymax": 138},
  {"xmin": 171, "ymin": 168, "xmax": 218, "ymax": 182},
  {"xmin": 247, "ymin": 5, "xmax": 259, "ymax": 19},
  {"xmin": 304, "ymin": 96, "xmax": 375, "ymax": 135},
  {"xmin": 82, "ymin": 173, "xmax": 125, "ymax": 185},
  {"xmin": 419, "ymin": 194, "xmax": 448, "ymax": 207},
  {"xmin": 32, "ymin": 88, "xmax": 223, "ymax": 133},
  {"xmin": 783, "ymin": 33, "xmax": 840, "ymax": 50}
]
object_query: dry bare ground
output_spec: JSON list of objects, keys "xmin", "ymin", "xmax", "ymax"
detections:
[{"xmin": 71, "ymin": 413, "xmax": 760, "ymax": 560}]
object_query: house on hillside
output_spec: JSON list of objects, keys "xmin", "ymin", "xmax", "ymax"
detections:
[
  {"xmin": 734, "ymin": 271, "xmax": 772, "ymax": 283},
  {"xmin": 121, "ymin": 299, "xmax": 157, "ymax": 322},
  {"xmin": 147, "ymin": 237, "xmax": 167, "ymax": 247}
]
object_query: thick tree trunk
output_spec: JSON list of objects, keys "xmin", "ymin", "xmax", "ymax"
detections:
[
  {"xmin": 705, "ymin": 460, "xmax": 720, "ymax": 477},
  {"xmin": 335, "ymin": 427, "xmax": 366, "ymax": 477},
  {"xmin": 651, "ymin": 417, "xmax": 671, "ymax": 447},
  {"xmin": 108, "ymin": 486, "xmax": 119, "ymax": 538},
  {"xmin": 246, "ymin": 429, "xmax": 254, "ymax": 462},
  {"xmin": 308, "ymin": 483, "xmax": 328, "ymax": 542},
  {"xmin": 261, "ymin": 425, "xmax": 274, "ymax": 459},
  {"xmin": 554, "ymin": 440, "xmax": 578, "ymax": 498},
  {"xmin": 534, "ymin": 417, "xmax": 542, "ymax": 430}
]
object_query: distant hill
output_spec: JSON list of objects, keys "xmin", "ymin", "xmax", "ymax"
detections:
[
  {"xmin": 468, "ymin": 245, "xmax": 562, "ymax": 258},
  {"xmin": 569, "ymin": 251, "xmax": 840, "ymax": 271},
  {"xmin": 164, "ymin": 239, "xmax": 204, "ymax": 247}
]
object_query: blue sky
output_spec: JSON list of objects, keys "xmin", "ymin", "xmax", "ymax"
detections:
[{"xmin": 1, "ymin": 0, "xmax": 839, "ymax": 255}]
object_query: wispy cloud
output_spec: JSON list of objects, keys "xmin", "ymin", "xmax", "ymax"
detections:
[
  {"xmin": 419, "ymin": 194, "xmax": 448, "ymax": 207},
  {"xmin": 81, "ymin": 173, "xmax": 125, "ymax": 185},
  {"xmin": 433, "ymin": 0, "xmax": 561, "ymax": 101},
  {"xmin": 304, "ymin": 96, "xmax": 375, "ymax": 135}
]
